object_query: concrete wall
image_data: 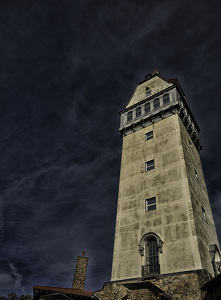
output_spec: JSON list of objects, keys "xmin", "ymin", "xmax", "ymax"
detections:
[
  {"xmin": 111, "ymin": 114, "xmax": 205, "ymax": 281},
  {"xmin": 179, "ymin": 119, "xmax": 220, "ymax": 276}
]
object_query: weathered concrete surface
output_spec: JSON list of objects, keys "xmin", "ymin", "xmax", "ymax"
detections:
[{"xmin": 112, "ymin": 114, "xmax": 205, "ymax": 281}]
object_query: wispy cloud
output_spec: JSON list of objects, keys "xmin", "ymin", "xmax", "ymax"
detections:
[
  {"xmin": 9, "ymin": 263, "xmax": 26, "ymax": 295},
  {"xmin": 0, "ymin": 196, "xmax": 4, "ymax": 240}
]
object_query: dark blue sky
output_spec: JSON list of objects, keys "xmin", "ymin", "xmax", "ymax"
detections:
[{"xmin": 0, "ymin": 0, "xmax": 221, "ymax": 296}]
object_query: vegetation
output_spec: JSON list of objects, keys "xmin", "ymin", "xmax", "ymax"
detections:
[{"xmin": 0, "ymin": 293, "xmax": 32, "ymax": 300}]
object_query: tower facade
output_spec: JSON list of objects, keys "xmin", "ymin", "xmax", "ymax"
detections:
[{"xmin": 97, "ymin": 71, "xmax": 220, "ymax": 300}]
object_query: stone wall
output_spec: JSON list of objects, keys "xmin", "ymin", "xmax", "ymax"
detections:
[
  {"xmin": 72, "ymin": 255, "xmax": 88, "ymax": 289},
  {"xmin": 95, "ymin": 271, "xmax": 209, "ymax": 300}
]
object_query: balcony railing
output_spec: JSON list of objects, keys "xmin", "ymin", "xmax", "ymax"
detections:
[{"xmin": 142, "ymin": 257, "xmax": 160, "ymax": 277}]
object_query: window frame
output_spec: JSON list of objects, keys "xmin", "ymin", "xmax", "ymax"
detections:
[
  {"xmin": 144, "ymin": 102, "xmax": 150, "ymax": 114},
  {"xmin": 145, "ymin": 131, "xmax": 153, "ymax": 141},
  {"xmin": 145, "ymin": 91, "xmax": 151, "ymax": 97},
  {"xmin": 145, "ymin": 87, "xmax": 151, "ymax": 97},
  {"xmin": 153, "ymin": 98, "xmax": 160, "ymax": 109},
  {"xmin": 127, "ymin": 111, "xmax": 133, "ymax": 122},
  {"xmin": 145, "ymin": 197, "xmax": 156, "ymax": 212},
  {"xmin": 163, "ymin": 94, "xmax": 170, "ymax": 105},
  {"xmin": 145, "ymin": 159, "xmax": 155, "ymax": 172},
  {"xmin": 136, "ymin": 107, "xmax": 141, "ymax": 118}
]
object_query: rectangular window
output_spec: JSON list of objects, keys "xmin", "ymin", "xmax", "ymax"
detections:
[
  {"xmin": 145, "ymin": 91, "xmax": 151, "ymax": 97},
  {"xmin": 145, "ymin": 131, "xmax": 153, "ymax": 141},
  {"xmin": 154, "ymin": 98, "xmax": 160, "ymax": 109},
  {"xmin": 127, "ymin": 111, "xmax": 133, "ymax": 122},
  {"xmin": 145, "ymin": 159, "xmax": 155, "ymax": 171},
  {"xmin": 144, "ymin": 103, "xmax": 150, "ymax": 114},
  {"xmin": 163, "ymin": 94, "xmax": 170, "ymax": 105},
  {"xmin": 146, "ymin": 197, "xmax": 156, "ymax": 212}
]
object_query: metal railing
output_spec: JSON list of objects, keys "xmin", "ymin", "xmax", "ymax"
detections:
[{"xmin": 142, "ymin": 257, "xmax": 160, "ymax": 277}]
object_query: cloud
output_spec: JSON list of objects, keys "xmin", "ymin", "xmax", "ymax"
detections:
[
  {"xmin": 0, "ymin": 196, "xmax": 4, "ymax": 241},
  {"xmin": 0, "ymin": 273, "xmax": 14, "ymax": 289},
  {"xmin": 0, "ymin": 0, "xmax": 221, "ymax": 295},
  {"xmin": 9, "ymin": 263, "xmax": 26, "ymax": 295}
]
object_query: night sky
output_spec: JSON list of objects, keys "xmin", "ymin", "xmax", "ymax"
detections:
[{"xmin": 1, "ymin": 0, "xmax": 221, "ymax": 296}]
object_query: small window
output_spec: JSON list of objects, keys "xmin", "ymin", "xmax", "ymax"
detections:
[
  {"xmin": 202, "ymin": 207, "xmax": 207, "ymax": 222},
  {"xmin": 154, "ymin": 98, "xmax": 160, "ymax": 109},
  {"xmin": 146, "ymin": 197, "xmax": 156, "ymax": 212},
  {"xmin": 195, "ymin": 169, "xmax": 198, "ymax": 179},
  {"xmin": 145, "ymin": 159, "xmax": 155, "ymax": 171},
  {"xmin": 136, "ymin": 107, "xmax": 141, "ymax": 118},
  {"xmin": 145, "ymin": 131, "xmax": 153, "ymax": 141},
  {"xmin": 144, "ymin": 103, "xmax": 150, "ymax": 114},
  {"xmin": 189, "ymin": 140, "xmax": 192, "ymax": 148},
  {"xmin": 163, "ymin": 94, "xmax": 170, "ymax": 105},
  {"xmin": 145, "ymin": 87, "xmax": 151, "ymax": 97},
  {"xmin": 127, "ymin": 111, "xmax": 133, "ymax": 122}
]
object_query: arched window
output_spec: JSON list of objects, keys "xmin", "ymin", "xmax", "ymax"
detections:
[
  {"xmin": 154, "ymin": 98, "xmax": 160, "ymax": 109},
  {"xmin": 146, "ymin": 237, "xmax": 159, "ymax": 274},
  {"xmin": 163, "ymin": 94, "xmax": 170, "ymax": 105},
  {"xmin": 136, "ymin": 107, "xmax": 141, "ymax": 118},
  {"xmin": 139, "ymin": 232, "xmax": 162, "ymax": 277},
  {"xmin": 144, "ymin": 103, "xmax": 150, "ymax": 114},
  {"xmin": 127, "ymin": 111, "xmax": 133, "ymax": 122}
]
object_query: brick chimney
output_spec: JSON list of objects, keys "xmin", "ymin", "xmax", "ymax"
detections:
[{"xmin": 72, "ymin": 251, "xmax": 88, "ymax": 290}]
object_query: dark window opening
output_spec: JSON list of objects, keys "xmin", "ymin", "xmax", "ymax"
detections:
[
  {"xmin": 136, "ymin": 107, "xmax": 141, "ymax": 118},
  {"xmin": 145, "ymin": 160, "xmax": 155, "ymax": 172},
  {"xmin": 195, "ymin": 169, "xmax": 198, "ymax": 179},
  {"xmin": 145, "ymin": 103, "xmax": 150, "ymax": 114},
  {"xmin": 145, "ymin": 91, "xmax": 151, "ymax": 97},
  {"xmin": 202, "ymin": 207, "xmax": 207, "ymax": 222},
  {"xmin": 163, "ymin": 94, "xmax": 170, "ymax": 105},
  {"xmin": 142, "ymin": 236, "xmax": 159, "ymax": 276},
  {"xmin": 145, "ymin": 197, "xmax": 156, "ymax": 211},
  {"xmin": 145, "ymin": 131, "xmax": 153, "ymax": 141},
  {"xmin": 154, "ymin": 98, "xmax": 160, "ymax": 109},
  {"xmin": 145, "ymin": 87, "xmax": 151, "ymax": 97},
  {"xmin": 127, "ymin": 111, "xmax": 133, "ymax": 122},
  {"xmin": 189, "ymin": 140, "xmax": 192, "ymax": 148}
]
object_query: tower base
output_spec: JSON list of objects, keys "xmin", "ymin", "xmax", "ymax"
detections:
[{"xmin": 95, "ymin": 270, "xmax": 210, "ymax": 300}]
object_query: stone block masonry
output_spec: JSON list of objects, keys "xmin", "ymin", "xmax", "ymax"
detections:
[
  {"xmin": 72, "ymin": 251, "xmax": 89, "ymax": 290},
  {"xmin": 95, "ymin": 270, "xmax": 209, "ymax": 299}
]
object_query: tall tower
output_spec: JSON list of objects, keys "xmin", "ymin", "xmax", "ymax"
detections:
[{"xmin": 107, "ymin": 71, "xmax": 220, "ymax": 299}]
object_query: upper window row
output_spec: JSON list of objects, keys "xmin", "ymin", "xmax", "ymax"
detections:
[{"xmin": 127, "ymin": 94, "xmax": 170, "ymax": 122}]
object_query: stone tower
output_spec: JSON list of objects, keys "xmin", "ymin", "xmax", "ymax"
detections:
[{"xmin": 96, "ymin": 71, "xmax": 221, "ymax": 299}]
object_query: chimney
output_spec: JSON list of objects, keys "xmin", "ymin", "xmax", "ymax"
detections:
[
  {"xmin": 151, "ymin": 69, "xmax": 160, "ymax": 75},
  {"xmin": 72, "ymin": 251, "xmax": 89, "ymax": 290}
]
